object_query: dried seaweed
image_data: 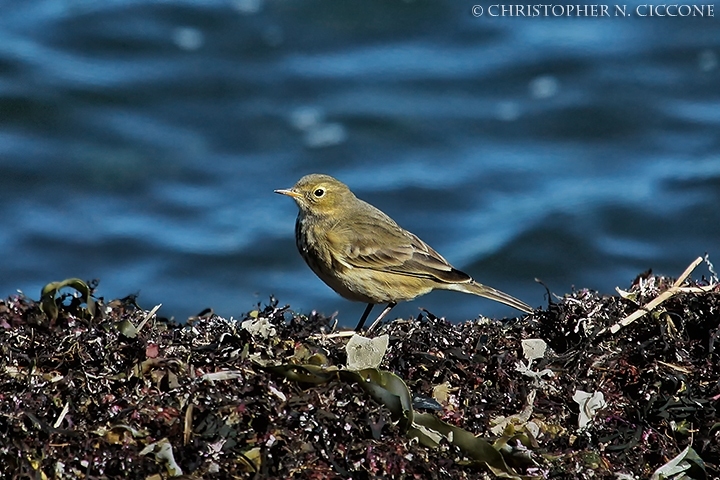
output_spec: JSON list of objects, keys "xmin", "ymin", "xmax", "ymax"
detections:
[{"xmin": 0, "ymin": 262, "xmax": 718, "ymax": 479}]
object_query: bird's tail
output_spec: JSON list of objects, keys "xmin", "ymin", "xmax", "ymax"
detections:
[{"xmin": 451, "ymin": 281, "xmax": 533, "ymax": 314}]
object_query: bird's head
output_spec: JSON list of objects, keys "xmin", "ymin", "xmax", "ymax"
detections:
[{"xmin": 275, "ymin": 174, "xmax": 354, "ymax": 217}]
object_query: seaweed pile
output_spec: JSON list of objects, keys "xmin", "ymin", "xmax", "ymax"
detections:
[{"xmin": 0, "ymin": 258, "xmax": 718, "ymax": 479}]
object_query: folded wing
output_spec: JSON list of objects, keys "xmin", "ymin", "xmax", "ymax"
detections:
[{"xmin": 326, "ymin": 212, "xmax": 471, "ymax": 285}]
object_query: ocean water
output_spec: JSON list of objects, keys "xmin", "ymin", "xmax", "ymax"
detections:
[{"xmin": 2, "ymin": 0, "xmax": 719, "ymax": 326}]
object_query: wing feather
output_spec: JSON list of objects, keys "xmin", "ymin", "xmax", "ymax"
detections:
[{"xmin": 325, "ymin": 204, "xmax": 471, "ymax": 284}]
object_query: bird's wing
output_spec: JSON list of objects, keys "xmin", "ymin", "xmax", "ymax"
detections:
[{"xmin": 325, "ymin": 212, "xmax": 471, "ymax": 284}]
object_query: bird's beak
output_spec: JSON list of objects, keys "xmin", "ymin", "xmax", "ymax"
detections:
[{"xmin": 274, "ymin": 188, "xmax": 302, "ymax": 199}]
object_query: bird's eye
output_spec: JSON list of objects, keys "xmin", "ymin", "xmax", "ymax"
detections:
[{"xmin": 314, "ymin": 188, "xmax": 325, "ymax": 198}]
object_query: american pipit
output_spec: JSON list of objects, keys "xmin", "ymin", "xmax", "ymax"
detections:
[{"xmin": 275, "ymin": 174, "xmax": 533, "ymax": 331}]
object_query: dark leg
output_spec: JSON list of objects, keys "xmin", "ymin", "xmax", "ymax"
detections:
[
  {"xmin": 355, "ymin": 303, "xmax": 375, "ymax": 331},
  {"xmin": 366, "ymin": 301, "xmax": 397, "ymax": 333}
]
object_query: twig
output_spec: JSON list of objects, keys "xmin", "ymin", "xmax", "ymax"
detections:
[
  {"xmin": 53, "ymin": 401, "xmax": 70, "ymax": 429},
  {"xmin": 310, "ymin": 330, "xmax": 356, "ymax": 340},
  {"xmin": 603, "ymin": 257, "xmax": 716, "ymax": 335},
  {"xmin": 136, "ymin": 304, "xmax": 162, "ymax": 333}
]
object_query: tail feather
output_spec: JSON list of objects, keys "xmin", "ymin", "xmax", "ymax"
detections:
[{"xmin": 450, "ymin": 280, "xmax": 533, "ymax": 314}]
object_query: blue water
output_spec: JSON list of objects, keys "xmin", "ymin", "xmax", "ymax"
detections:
[{"xmin": 2, "ymin": 0, "xmax": 719, "ymax": 325}]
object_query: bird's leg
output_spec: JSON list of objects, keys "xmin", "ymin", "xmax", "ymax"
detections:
[
  {"xmin": 354, "ymin": 303, "xmax": 375, "ymax": 331},
  {"xmin": 366, "ymin": 301, "xmax": 397, "ymax": 334}
]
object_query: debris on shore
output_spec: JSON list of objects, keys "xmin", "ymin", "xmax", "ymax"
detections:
[{"xmin": 1, "ymin": 257, "xmax": 718, "ymax": 479}]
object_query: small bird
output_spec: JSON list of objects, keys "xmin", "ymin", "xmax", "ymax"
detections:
[{"xmin": 275, "ymin": 174, "xmax": 533, "ymax": 331}]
